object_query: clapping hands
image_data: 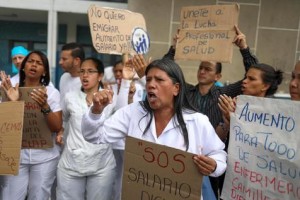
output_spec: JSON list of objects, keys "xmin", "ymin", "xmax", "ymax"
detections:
[{"xmin": 0, "ymin": 71, "xmax": 19, "ymax": 101}]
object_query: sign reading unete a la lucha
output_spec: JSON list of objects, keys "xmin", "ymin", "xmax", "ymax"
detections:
[{"xmin": 175, "ymin": 4, "xmax": 240, "ymax": 63}]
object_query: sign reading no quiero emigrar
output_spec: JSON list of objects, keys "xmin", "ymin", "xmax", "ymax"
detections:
[{"xmin": 88, "ymin": 5, "xmax": 147, "ymax": 55}]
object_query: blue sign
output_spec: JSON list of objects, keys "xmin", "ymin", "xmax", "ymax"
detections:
[{"xmin": 132, "ymin": 27, "xmax": 150, "ymax": 54}]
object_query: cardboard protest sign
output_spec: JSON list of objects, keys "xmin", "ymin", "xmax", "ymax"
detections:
[
  {"xmin": 0, "ymin": 101, "xmax": 24, "ymax": 175},
  {"xmin": 122, "ymin": 136, "xmax": 202, "ymax": 200},
  {"xmin": 221, "ymin": 95, "xmax": 300, "ymax": 200},
  {"xmin": 1, "ymin": 87, "xmax": 53, "ymax": 149},
  {"xmin": 175, "ymin": 4, "xmax": 239, "ymax": 63},
  {"xmin": 88, "ymin": 5, "xmax": 147, "ymax": 55}
]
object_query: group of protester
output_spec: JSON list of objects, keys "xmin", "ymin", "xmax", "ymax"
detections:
[
  {"xmin": 0, "ymin": 43, "xmax": 144, "ymax": 200},
  {"xmin": 0, "ymin": 24, "xmax": 299, "ymax": 200}
]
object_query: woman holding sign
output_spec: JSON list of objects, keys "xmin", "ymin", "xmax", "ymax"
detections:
[
  {"xmin": 218, "ymin": 63, "xmax": 283, "ymax": 137},
  {"xmin": 81, "ymin": 58, "xmax": 227, "ymax": 200},
  {"xmin": 0, "ymin": 51, "xmax": 62, "ymax": 200},
  {"xmin": 217, "ymin": 63, "xmax": 283, "ymax": 198},
  {"xmin": 290, "ymin": 61, "xmax": 300, "ymax": 101}
]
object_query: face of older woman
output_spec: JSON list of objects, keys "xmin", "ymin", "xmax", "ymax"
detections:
[
  {"xmin": 241, "ymin": 68, "xmax": 270, "ymax": 97},
  {"xmin": 146, "ymin": 67, "xmax": 179, "ymax": 111},
  {"xmin": 290, "ymin": 62, "xmax": 300, "ymax": 101}
]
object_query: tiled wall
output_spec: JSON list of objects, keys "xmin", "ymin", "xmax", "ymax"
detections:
[{"xmin": 128, "ymin": 0, "xmax": 300, "ymax": 93}]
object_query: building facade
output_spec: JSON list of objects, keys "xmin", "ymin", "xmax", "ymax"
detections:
[{"xmin": 1, "ymin": 0, "xmax": 299, "ymax": 94}]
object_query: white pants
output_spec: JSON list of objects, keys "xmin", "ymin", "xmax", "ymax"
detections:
[
  {"xmin": 0, "ymin": 176, "xmax": 8, "ymax": 200},
  {"xmin": 56, "ymin": 162, "xmax": 116, "ymax": 200},
  {"xmin": 112, "ymin": 149, "xmax": 124, "ymax": 200},
  {"xmin": 1, "ymin": 157, "xmax": 59, "ymax": 200}
]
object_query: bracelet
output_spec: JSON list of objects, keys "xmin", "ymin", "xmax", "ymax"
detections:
[
  {"xmin": 219, "ymin": 122, "xmax": 229, "ymax": 132},
  {"xmin": 41, "ymin": 107, "xmax": 52, "ymax": 115},
  {"xmin": 212, "ymin": 164, "xmax": 217, "ymax": 173}
]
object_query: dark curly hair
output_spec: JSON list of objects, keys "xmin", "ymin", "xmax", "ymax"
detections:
[
  {"xmin": 249, "ymin": 63, "xmax": 283, "ymax": 96},
  {"xmin": 19, "ymin": 51, "xmax": 50, "ymax": 87}
]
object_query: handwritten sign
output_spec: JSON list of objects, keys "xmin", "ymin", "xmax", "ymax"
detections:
[
  {"xmin": 0, "ymin": 101, "xmax": 24, "ymax": 175},
  {"xmin": 88, "ymin": 5, "xmax": 147, "ymax": 55},
  {"xmin": 122, "ymin": 136, "xmax": 202, "ymax": 200},
  {"xmin": 221, "ymin": 95, "xmax": 300, "ymax": 200},
  {"xmin": 175, "ymin": 4, "xmax": 239, "ymax": 63},
  {"xmin": 132, "ymin": 27, "xmax": 150, "ymax": 54},
  {"xmin": 1, "ymin": 87, "xmax": 53, "ymax": 149}
]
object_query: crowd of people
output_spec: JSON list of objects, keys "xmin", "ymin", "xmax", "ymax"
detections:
[{"xmin": 0, "ymin": 24, "xmax": 299, "ymax": 200}]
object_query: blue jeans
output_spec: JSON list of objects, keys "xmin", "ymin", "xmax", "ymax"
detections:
[{"xmin": 202, "ymin": 176, "xmax": 217, "ymax": 200}]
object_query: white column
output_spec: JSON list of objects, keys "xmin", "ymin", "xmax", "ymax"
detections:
[{"xmin": 47, "ymin": 0, "xmax": 58, "ymax": 84}]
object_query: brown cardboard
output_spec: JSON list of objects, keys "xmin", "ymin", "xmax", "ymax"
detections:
[
  {"xmin": 175, "ymin": 4, "xmax": 240, "ymax": 63},
  {"xmin": 0, "ymin": 101, "xmax": 24, "ymax": 175},
  {"xmin": 122, "ymin": 136, "xmax": 202, "ymax": 200},
  {"xmin": 88, "ymin": 5, "xmax": 146, "ymax": 55},
  {"xmin": 1, "ymin": 87, "xmax": 53, "ymax": 149},
  {"xmin": 221, "ymin": 96, "xmax": 300, "ymax": 200}
]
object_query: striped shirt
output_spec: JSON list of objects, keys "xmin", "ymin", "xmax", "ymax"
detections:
[{"xmin": 164, "ymin": 46, "xmax": 258, "ymax": 128}]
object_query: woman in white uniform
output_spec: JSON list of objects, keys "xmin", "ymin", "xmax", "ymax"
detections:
[
  {"xmin": 56, "ymin": 57, "xmax": 116, "ymax": 200},
  {"xmin": 0, "ymin": 51, "xmax": 62, "ymax": 200},
  {"xmin": 82, "ymin": 58, "xmax": 227, "ymax": 199},
  {"xmin": 290, "ymin": 61, "xmax": 300, "ymax": 101}
]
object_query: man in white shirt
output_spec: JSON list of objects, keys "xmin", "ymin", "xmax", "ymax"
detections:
[
  {"xmin": 52, "ymin": 43, "xmax": 85, "ymax": 200},
  {"xmin": 59, "ymin": 43, "xmax": 85, "ymax": 100},
  {"xmin": 10, "ymin": 46, "xmax": 29, "ymax": 86}
]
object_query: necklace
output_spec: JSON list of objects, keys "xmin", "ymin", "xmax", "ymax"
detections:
[{"xmin": 86, "ymin": 96, "xmax": 93, "ymax": 107}]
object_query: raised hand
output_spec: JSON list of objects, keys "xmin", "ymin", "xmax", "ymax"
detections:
[
  {"xmin": 0, "ymin": 71, "xmax": 19, "ymax": 101},
  {"xmin": 91, "ymin": 89, "xmax": 114, "ymax": 114},
  {"xmin": 172, "ymin": 28, "xmax": 180, "ymax": 49},
  {"xmin": 233, "ymin": 25, "xmax": 248, "ymax": 49},
  {"xmin": 122, "ymin": 58, "xmax": 136, "ymax": 80},
  {"xmin": 218, "ymin": 94, "xmax": 236, "ymax": 125},
  {"xmin": 128, "ymin": 80, "xmax": 136, "ymax": 104},
  {"xmin": 132, "ymin": 54, "xmax": 150, "ymax": 78}
]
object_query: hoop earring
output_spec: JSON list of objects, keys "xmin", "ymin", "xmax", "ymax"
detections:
[{"xmin": 40, "ymin": 75, "xmax": 45, "ymax": 85}]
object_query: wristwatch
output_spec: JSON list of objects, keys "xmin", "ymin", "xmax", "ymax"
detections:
[{"xmin": 41, "ymin": 107, "xmax": 52, "ymax": 115}]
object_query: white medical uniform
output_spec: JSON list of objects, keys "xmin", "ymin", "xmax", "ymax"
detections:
[
  {"xmin": 2, "ymin": 86, "xmax": 61, "ymax": 200},
  {"xmin": 82, "ymin": 102, "xmax": 227, "ymax": 199}
]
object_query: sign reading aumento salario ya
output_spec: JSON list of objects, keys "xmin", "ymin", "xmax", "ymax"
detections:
[{"xmin": 88, "ymin": 5, "xmax": 147, "ymax": 55}]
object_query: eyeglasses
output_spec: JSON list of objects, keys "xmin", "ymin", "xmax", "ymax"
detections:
[{"xmin": 79, "ymin": 70, "xmax": 99, "ymax": 75}]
